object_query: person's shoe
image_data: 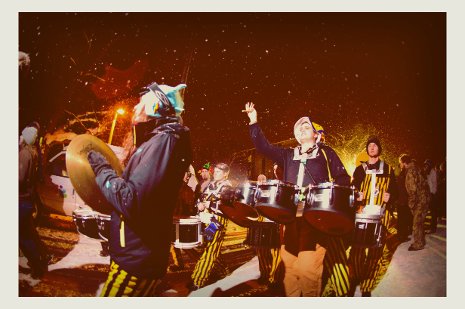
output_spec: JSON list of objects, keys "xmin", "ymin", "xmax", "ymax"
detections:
[
  {"xmin": 186, "ymin": 281, "xmax": 201, "ymax": 292},
  {"xmin": 257, "ymin": 275, "xmax": 268, "ymax": 285},
  {"xmin": 408, "ymin": 245, "xmax": 425, "ymax": 251},
  {"xmin": 361, "ymin": 291, "xmax": 371, "ymax": 297}
]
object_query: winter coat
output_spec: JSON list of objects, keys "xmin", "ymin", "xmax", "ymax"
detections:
[
  {"xmin": 249, "ymin": 123, "xmax": 350, "ymax": 255},
  {"xmin": 405, "ymin": 162, "xmax": 430, "ymax": 212},
  {"xmin": 93, "ymin": 120, "xmax": 192, "ymax": 279}
]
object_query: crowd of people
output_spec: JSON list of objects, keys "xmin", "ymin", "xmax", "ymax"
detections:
[{"xmin": 19, "ymin": 82, "xmax": 446, "ymax": 297}]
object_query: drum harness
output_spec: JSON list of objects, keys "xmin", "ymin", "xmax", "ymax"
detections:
[
  {"xmin": 197, "ymin": 181, "xmax": 229, "ymax": 241},
  {"xmin": 361, "ymin": 161, "xmax": 387, "ymax": 217},
  {"xmin": 294, "ymin": 145, "xmax": 333, "ymax": 217}
]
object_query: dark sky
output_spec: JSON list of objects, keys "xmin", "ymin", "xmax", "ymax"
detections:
[{"xmin": 18, "ymin": 12, "xmax": 446, "ymax": 173}]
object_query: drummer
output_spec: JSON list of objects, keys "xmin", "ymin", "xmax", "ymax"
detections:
[
  {"xmin": 243, "ymin": 102, "xmax": 352, "ymax": 297},
  {"xmin": 189, "ymin": 163, "xmax": 232, "ymax": 291},
  {"xmin": 347, "ymin": 136, "xmax": 397, "ymax": 297}
]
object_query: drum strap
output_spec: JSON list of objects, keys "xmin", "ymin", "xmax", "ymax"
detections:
[
  {"xmin": 320, "ymin": 148, "xmax": 333, "ymax": 182},
  {"xmin": 120, "ymin": 214, "xmax": 126, "ymax": 247},
  {"xmin": 296, "ymin": 158, "xmax": 307, "ymax": 217}
]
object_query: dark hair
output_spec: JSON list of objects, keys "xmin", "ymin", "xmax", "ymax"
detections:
[
  {"xmin": 399, "ymin": 153, "xmax": 412, "ymax": 164},
  {"xmin": 215, "ymin": 162, "xmax": 230, "ymax": 174}
]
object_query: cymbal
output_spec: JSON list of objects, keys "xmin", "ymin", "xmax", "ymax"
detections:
[{"xmin": 66, "ymin": 134, "xmax": 123, "ymax": 214}]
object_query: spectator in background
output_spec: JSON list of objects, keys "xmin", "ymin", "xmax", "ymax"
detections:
[
  {"xmin": 423, "ymin": 159, "xmax": 438, "ymax": 233},
  {"xmin": 19, "ymin": 123, "xmax": 48, "ymax": 278},
  {"xmin": 399, "ymin": 154, "xmax": 430, "ymax": 251}
]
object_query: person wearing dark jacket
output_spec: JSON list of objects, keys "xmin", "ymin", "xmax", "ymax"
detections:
[
  {"xmin": 397, "ymin": 164, "xmax": 413, "ymax": 242},
  {"xmin": 243, "ymin": 102, "xmax": 352, "ymax": 297},
  {"xmin": 19, "ymin": 123, "xmax": 48, "ymax": 279},
  {"xmin": 347, "ymin": 136, "xmax": 398, "ymax": 297},
  {"xmin": 88, "ymin": 82, "xmax": 192, "ymax": 297}
]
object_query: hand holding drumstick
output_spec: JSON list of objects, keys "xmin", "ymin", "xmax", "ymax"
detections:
[{"xmin": 242, "ymin": 102, "xmax": 257, "ymax": 125}]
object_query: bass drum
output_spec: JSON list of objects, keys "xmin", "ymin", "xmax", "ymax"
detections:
[
  {"xmin": 172, "ymin": 216, "xmax": 203, "ymax": 249},
  {"xmin": 303, "ymin": 182, "xmax": 355, "ymax": 235}
]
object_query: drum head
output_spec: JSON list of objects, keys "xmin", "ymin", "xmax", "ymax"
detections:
[
  {"xmin": 303, "ymin": 210, "xmax": 353, "ymax": 235},
  {"xmin": 255, "ymin": 205, "xmax": 295, "ymax": 224}
]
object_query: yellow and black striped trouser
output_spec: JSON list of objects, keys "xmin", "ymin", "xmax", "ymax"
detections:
[
  {"xmin": 191, "ymin": 215, "xmax": 229, "ymax": 287},
  {"xmin": 99, "ymin": 260, "xmax": 161, "ymax": 297},
  {"xmin": 257, "ymin": 246, "xmax": 282, "ymax": 284},
  {"xmin": 255, "ymin": 216, "xmax": 282, "ymax": 284},
  {"xmin": 348, "ymin": 210, "xmax": 397, "ymax": 293},
  {"xmin": 322, "ymin": 236, "xmax": 351, "ymax": 296}
]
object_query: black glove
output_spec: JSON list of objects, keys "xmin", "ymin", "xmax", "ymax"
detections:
[{"xmin": 87, "ymin": 150, "xmax": 112, "ymax": 176}]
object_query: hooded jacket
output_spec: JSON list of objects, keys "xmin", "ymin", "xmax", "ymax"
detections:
[{"xmin": 92, "ymin": 119, "xmax": 192, "ymax": 279}]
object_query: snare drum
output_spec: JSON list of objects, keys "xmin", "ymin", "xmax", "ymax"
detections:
[
  {"xmin": 303, "ymin": 182, "xmax": 355, "ymax": 235},
  {"xmin": 352, "ymin": 213, "xmax": 384, "ymax": 248},
  {"xmin": 220, "ymin": 182, "xmax": 259, "ymax": 227},
  {"xmin": 172, "ymin": 216, "xmax": 202, "ymax": 249},
  {"xmin": 72, "ymin": 208, "xmax": 99, "ymax": 239},
  {"xmin": 243, "ymin": 221, "xmax": 280, "ymax": 248},
  {"xmin": 96, "ymin": 213, "xmax": 111, "ymax": 241},
  {"xmin": 254, "ymin": 180, "xmax": 298, "ymax": 224}
]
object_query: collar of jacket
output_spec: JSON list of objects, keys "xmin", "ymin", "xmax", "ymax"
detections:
[{"xmin": 293, "ymin": 145, "xmax": 319, "ymax": 161}]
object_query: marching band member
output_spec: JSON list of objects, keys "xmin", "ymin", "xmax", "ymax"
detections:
[
  {"xmin": 244, "ymin": 102, "xmax": 352, "ymax": 297},
  {"xmin": 189, "ymin": 163, "xmax": 232, "ymax": 290},
  {"xmin": 347, "ymin": 136, "xmax": 397, "ymax": 297},
  {"xmin": 88, "ymin": 82, "xmax": 192, "ymax": 296}
]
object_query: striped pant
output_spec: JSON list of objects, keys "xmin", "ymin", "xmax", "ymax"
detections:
[
  {"xmin": 347, "ymin": 210, "xmax": 397, "ymax": 294},
  {"xmin": 99, "ymin": 261, "xmax": 161, "ymax": 297},
  {"xmin": 191, "ymin": 215, "xmax": 229, "ymax": 287},
  {"xmin": 321, "ymin": 236, "xmax": 351, "ymax": 296},
  {"xmin": 257, "ymin": 246, "xmax": 282, "ymax": 284}
]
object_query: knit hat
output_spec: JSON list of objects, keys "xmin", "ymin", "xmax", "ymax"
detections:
[
  {"xmin": 21, "ymin": 126, "xmax": 38, "ymax": 145},
  {"xmin": 134, "ymin": 82, "xmax": 186, "ymax": 120},
  {"xmin": 366, "ymin": 135, "xmax": 382, "ymax": 155},
  {"xmin": 294, "ymin": 116, "xmax": 321, "ymax": 144}
]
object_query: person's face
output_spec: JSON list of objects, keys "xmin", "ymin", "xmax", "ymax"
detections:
[
  {"xmin": 298, "ymin": 121, "xmax": 317, "ymax": 144},
  {"xmin": 399, "ymin": 159, "xmax": 406, "ymax": 170},
  {"xmin": 257, "ymin": 175, "xmax": 267, "ymax": 184},
  {"xmin": 367, "ymin": 143, "xmax": 380, "ymax": 157},
  {"xmin": 200, "ymin": 169, "xmax": 211, "ymax": 180},
  {"xmin": 213, "ymin": 168, "xmax": 227, "ymax": 182}
]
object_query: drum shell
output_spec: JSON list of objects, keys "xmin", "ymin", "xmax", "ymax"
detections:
[
  {"xmin": 303, "ymin": 184, "xmax": 355, "ymax": 235},
  {"xmin": 352, "ymin": 213, "xmax": 385, "ymax": 248},
  {"xmin": 172, "ymin": 216, "xmax": 202, "ymax": 249},
  {"xmin": 220, "ymin": 183, "xmax": 259, "ymax": 226},
  {"xmin": 244, "ymin": 222, "xmax": 281, "ymax": 248},
  {"xmin": 254, "ymin": 181, "xmax": 297, "ymax": 224},
  {"xmin": 96, "ymin": 213, "xmax": 111, "ymax": 241},
  {"xmin": 72, "ymin": 209, "xmax": 100, "ymax": 239}
]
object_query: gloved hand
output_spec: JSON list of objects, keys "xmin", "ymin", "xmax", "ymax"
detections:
[
  {"xmin": 203, "ymin": 218, "xmax": 222, "ymax": 242},
  {"xmin": 87, "ymin": 150, "xmax": 112, "ymax": 176}
]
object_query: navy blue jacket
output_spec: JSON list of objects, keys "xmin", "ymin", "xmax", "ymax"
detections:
[
  {"xmin": 93, "ymin": 120, "xmax": 192, "ymax": 279},
  {"xmin": 249, "ymin": 123, "xmax": 350, "ymax": 254}
]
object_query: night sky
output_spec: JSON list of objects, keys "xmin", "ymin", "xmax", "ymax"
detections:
[{"xmin": 18, "ymin": 12, "xmax": 446, "ymax": 175}]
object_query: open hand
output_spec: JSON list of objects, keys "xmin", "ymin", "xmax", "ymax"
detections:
[{"xmin": 242, "ymin": 102, "xmax": 257, "ymax": 124}]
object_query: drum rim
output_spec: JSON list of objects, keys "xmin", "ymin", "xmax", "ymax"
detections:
[{"xmin": 309, "ymin": 182, "xmax": 354, "ymax": 189}]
